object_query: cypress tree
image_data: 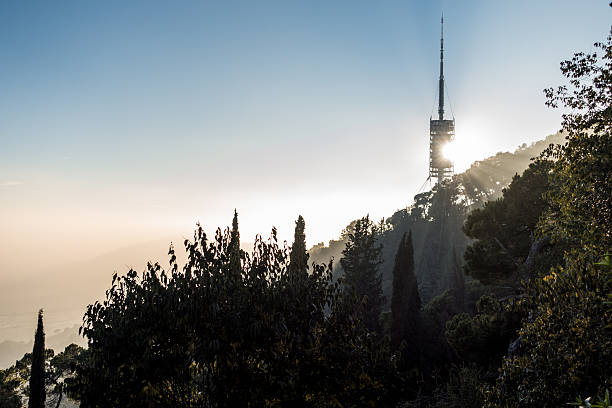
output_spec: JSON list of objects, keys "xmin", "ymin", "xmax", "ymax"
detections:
[
  {"xmin": 286, "ymin": 215, "xmax": 313, "ymax": 349},
  {"xmin": 288, "ymin": 215, "xmax": 309, "ymax": 278},
  {"xmin": 28, "ymin": 309, "xmax": 45, "ymax": 408},
  {"xmin": 229, "ymin": 209, "xmax": 242, "ymax": 280},
  {"xmin": 340, "ymin": 215, "xmax": 384, "ymax": 332},
  {"xmin": 390, "ymin": 231, "xmax": 421, "ymax": 349}
]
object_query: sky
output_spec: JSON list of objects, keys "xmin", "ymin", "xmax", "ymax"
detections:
[{"xmin": 0, "ymin": 1, "xmax": 610, "ymax": 299}]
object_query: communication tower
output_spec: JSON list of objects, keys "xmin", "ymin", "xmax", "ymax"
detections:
[{"xmin": 429, "ymin": 15, "xmax": 455, "ymax": 183}]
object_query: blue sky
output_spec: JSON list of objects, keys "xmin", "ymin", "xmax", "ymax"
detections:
[{"xmin": 1, "ymin": 1, "xmax": 610, "ymax": 276}]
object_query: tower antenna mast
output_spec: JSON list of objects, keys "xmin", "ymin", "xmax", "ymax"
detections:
[
  {"xmin": 438, "ymin": 14, "xmax": 444, "ymax": 120},
  {"xmin": 428, "ymin": 13, "xmax": 454, "ymax": 184}
]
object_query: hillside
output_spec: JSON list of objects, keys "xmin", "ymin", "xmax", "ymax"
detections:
[{"xmin": 309, "ymin": 132, "xmax": 565, "ymax": 304}]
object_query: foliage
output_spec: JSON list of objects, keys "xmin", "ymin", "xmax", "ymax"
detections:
[
  {"xmin": 484, "ymin": 256, "xmax": 612, "ymax": 407},
  {"xmin": 71, "ymin": 215, "xmax": 403, "ymax": 407},
  {"xmin": 431, "ymin": 365, "xmax": 484, "ymax": 408},
  {"xmin": 28, "ymin": 309, "xmax": 45, "ymax": 408},
  {"xmin": 540, "ymin": 28, "xmax": 612, "ymax": 258},
  {"xmin": 381, "ymin": 179, "xmax": 470, "ymax": 304},
  {"xmin": 390, "ymin": 231, "xmax": 421, "ymax": 351},
  {"xmin": 340, "ymin": 215, "xmax": 385, "ymax": 332},
  {"xmin": 571, "ymin": 389, "xmax": 611, "ymax": 408},
  {"xmin": 0, "ymin": 342, "xmax": 84, "ymax": 408},
  {"xmin": 463, "ymin": 160, "xmax": 556, "ymax": 285},
  {"xmin": 288, "ymin": 215, "xmax": 309, "ymax": 278},
  {"xmin": 419, "ymin": 290, "xmax": 457, "ymax": 368},
  {"xmin": 0, "ymin": 367, "xmax": 21, "ymax": 408},
  {"xmin": 455, "ymin": 132, "xmax": 564, "ymax": 206},
  {"xmin": 448, "ymin": 247, "xmax": 466, "ymax": 313},
  {"xmin": 312, "ymin": 133, "xmax": 564, "ymax": 309},
  {"xmin": 445, "ymin": 295, "xmax": 520, "ymax": 367},
  {"xmin": 399, "ymin": 364, "xmax": 484, "ymax": 408},
  {"xmin": 423, "ymin": 290, "xmax": 459, "ymax": 334},
  {"xmin": 50, "ymin": 344, "xmax": 84, "ymax": 408},
  {"xmin": 482, "ymin": 22, "xmax": 612, "ymax": 407}
]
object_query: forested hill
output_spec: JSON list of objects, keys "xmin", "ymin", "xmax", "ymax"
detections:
[
  {"xmin": 309, "ymin": 131, "xmax": 565, "ymax": 304},
  {"xmin": 4, "ymin": 20, "xmax": 607, "ymax": 405}
]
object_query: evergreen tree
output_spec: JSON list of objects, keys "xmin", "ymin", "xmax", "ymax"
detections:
[
  {"xmin": 28, "ymin": 309, "xmax": 45, "ymax": 408},
  {"xmin": 340, "ymin": 215, "xmax": 384, "ymax": 331},
  {"xmin": 390, "ymin": 231, "xmax": 421, "ymax": 349},
  {"xmin": 463, "ymin": 160, "xmax": 556, "ymax": 286},
  {"xmin": 229, "ymin": 209, "xmax": 242, "ymax": 280},
  {"xmin": 288, "ymin": 215, "xmax": 309, "ymax": 278}
]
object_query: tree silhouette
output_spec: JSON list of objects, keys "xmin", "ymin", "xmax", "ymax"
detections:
[
  {"xmin": 28, "ymin": 309, "xmax": 45, "ymax": 408},
  {"xmin": 73, "ymin": 216, "xmax": 401, "ymax": 407},
  {"xmin": 340, "ymin": 215, "xmax": 384, "ymax": 332},
  {"xmin": 390, "ymin": 231, "xmax": 421, "ymax": 351},
  {"xmin": 228, "ymin": 209, "xmax": 242, "ymax": 280},
  {"xmin": 288, "ymin": 215, "xmax": 309, "ymax": 278}
]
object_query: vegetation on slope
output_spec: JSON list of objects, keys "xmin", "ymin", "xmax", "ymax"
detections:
[{"xmin": 3, "ymin": 11, "xmax": 610, "ymax": 408}]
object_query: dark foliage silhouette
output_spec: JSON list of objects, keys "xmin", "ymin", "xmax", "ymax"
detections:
[
  {"xmin": 28, "ymin": 310, "xmax": 45, "ymax": 408},
  {"xmin": 71, "ymin": 214, "xmax": 403, "ymax": 407}
]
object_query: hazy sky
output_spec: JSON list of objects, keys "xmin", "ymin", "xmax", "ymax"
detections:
[{"xmin": 1, "ymin": 1, "xmax": 611, "ymax": 278}]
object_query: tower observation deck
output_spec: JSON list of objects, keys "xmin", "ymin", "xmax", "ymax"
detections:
[{"xmin": 429, "ymin": 15, "xmax": 454, "ymax": 184}]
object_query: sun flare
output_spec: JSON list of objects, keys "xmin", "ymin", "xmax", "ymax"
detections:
[
  {"xmin": 438, "ymin": 122, "xmax": 496, "ymax": 173},
  {"xmin": 441, "ymin": 141, "xmax": 457, "ymax": 163}
]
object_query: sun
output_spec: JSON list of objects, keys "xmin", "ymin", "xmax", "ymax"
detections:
[
  {"xmin": 442, "ymin": 139, "xmax": 476, "ymax": 173},
  {"xmin": 442, "ymin": 141, "xmax": 457, "ymax": 164},
  {"xmin": 441, "ymin": 141, "xmax": 467, "ymax": 171},
  {"xmin": 441, "ymin": 138, "xmax": 481, "ymax": 173},
  {"xmin": 439, "ymin": 122, "xmax": 494, "ymax": 173}
]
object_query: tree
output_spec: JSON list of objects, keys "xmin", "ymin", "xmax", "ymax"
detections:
[
  {"xmin": 288, "ymin": 215, "xmax": 309, "ymax": 278},
  {"xmin": 463, "ymin": 160, "xmax": 557, "ymax": 286},
  {"xmin": 0, "ymin": 369, "xmax": 20, "ymax": 408},
  {"xmin": 416, "ymin": 179, "xmax": 469, "ymax": 303},
  {"xmin": 484, "ymin": 257, "xmax": 612, "ymax": 407},
  {"xmin": 390, "ymin": 231, "xmax": 421, "ymax": 350},
  {"xmin": 72, "ymin": 215, "xmax": 402, "ymax": 407},
  {"xmin": 540, "ymin": 27, "xmax": 612, "ymax": 258},
  {"xmin": 340, "ymin": 215, "xmax": 384, "ymax": 332},
  {"xmin": 445, "ymin": 295, "xmax": 520, "ymax": 367},
  {"xmin": 485, "ymin": 21, "xmax": 612, "ymax": 408},
  {"xmin": 49, "ymin": 344, "xmax": 84, "ymax": 408},
  {"xmin": 228, "ymin": 209, "xmax": 243, "ymax": 280},
  {"xmin": 28, "ymin": 309, "xmax": 45, "ymax": 408}
]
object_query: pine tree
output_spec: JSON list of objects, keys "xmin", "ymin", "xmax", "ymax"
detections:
[
  {"xmin": 340, "ymin": 215, "xmax": 384, "ymax": 331},
  {"xmin": 390, "ymin": 231, "xmax": 421, "ymax": 349},
  {"xmin": 288, "ymin": 215, "xmax": 309, "ymax": 278},
  {"xmin": 28, "ymin": 309, "xmax": 45, "ymax": 408}
]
